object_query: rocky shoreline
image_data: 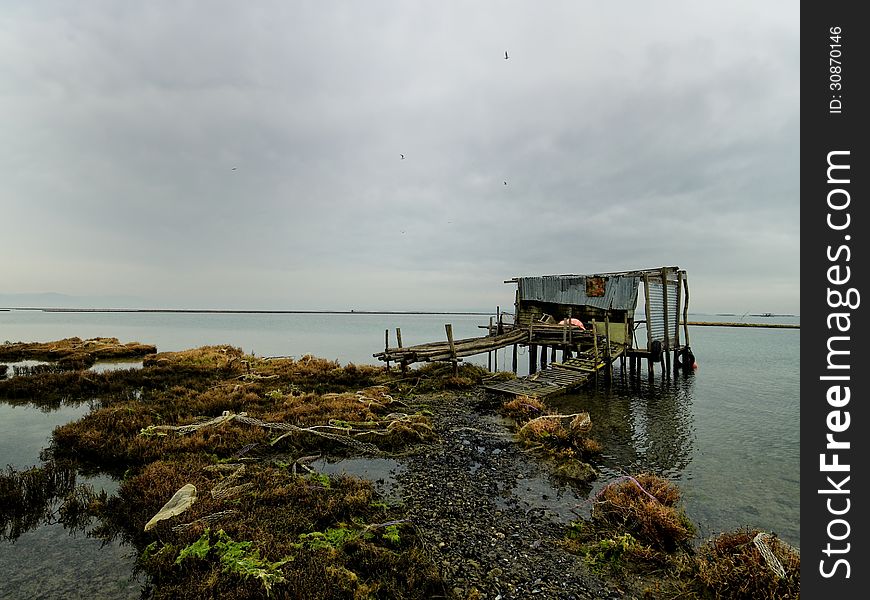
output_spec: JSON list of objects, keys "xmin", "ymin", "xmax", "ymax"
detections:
[{"xmin": 395, "ymin": 389, "xmax": 626, "ymax": 600}]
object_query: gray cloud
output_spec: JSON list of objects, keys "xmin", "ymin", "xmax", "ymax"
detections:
[{"xmin": 1, "ymin": 1, "xmax": 799, "ymax": 313}]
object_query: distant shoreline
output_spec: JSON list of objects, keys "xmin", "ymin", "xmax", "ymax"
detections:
[
  {"xmin": 1, "ymin": 307, "xmax": 493, "ymax": 316},
  {"xmin": 687, "ymin": 321, "xmax": 799, "ymax": 329}
]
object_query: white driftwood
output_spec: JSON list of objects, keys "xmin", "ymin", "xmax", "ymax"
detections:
[{"xmin": 144, "ymin": 484, "xmax": 198, "ymax": 531}]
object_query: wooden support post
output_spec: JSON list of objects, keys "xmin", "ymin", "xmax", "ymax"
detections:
[
  {"xmin": 512, "ymin": 344, "xmax": 518, "ymax": 373},
  {"xmin": 562, "ymin": 319, "xmax": 568, "ymax": 364},
  {"xmin": 445, "ymin": 324, "xmax": 458, "ymax": 377},
  {"xmin": 592, "ymin": 319, "xmax": 599, "ymax": 385},
  {"xmin": 661, "ymin": 267, "xmax": 671, "ymax": 379},
  {"xmin": 674, "ymin": 270, "xmax": 683, "ymax": 351},
  {"xmin": 622, "ymin": 313, "xmax": 629, "ymax": 372},
  {"xmin": 488, "ymin": 317, "xmax": 493, "ymax": 372},
  {"xmin": 396, "ymin": 328, "xmax": 407, "ymax": 374},
  {"xmin": 540, "ymin": 344, "xmax": 548, "ymax": 369},
  {"xmin": 642, "ymin": 274, "xmax": 653, "ymax": 379},
  {"xmin": 384, "ymin": 329, "xmax": 391, "ymax": 371},
  {"xmin": 661, "ymin": 351, "xmax": 666, "ymax": 380},
  {"xmin": 604, "ymin": 313, "xmax": 612, "ymax": 382},
  {"xmin": 529, "ymin": 344, "xmax": 538, "ymax": 375},
  {"xmin": 592, "ymin": 319, "xmax": 599, "ymax": 363},
  {"xmin": 682, "ymin": 273, "xmax": 691, "ymax": 348},
  {"xmin": 568, "ymin": 306, "xmax": 573, "ymax": 346}
]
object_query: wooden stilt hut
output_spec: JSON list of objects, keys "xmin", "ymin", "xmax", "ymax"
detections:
[{"xmin": 506, "ymin": 266, "xmax": 692, "ymax": 379}]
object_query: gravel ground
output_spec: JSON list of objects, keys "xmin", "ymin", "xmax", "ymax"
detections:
[{"xmin": 395, "ymin": 389, "xmax": 634, "ymax": 600}]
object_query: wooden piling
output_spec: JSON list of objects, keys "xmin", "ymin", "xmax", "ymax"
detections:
[
  {"xmin": 512, "ymin": 344, "xmax": 518, "ymax": 373},
  {"xmin": 396, "ymin": 328, "xmax": 407, "ymax": 374},
  {"xmin": 384, "ymin": 329, "xmax": 391, "ymax": 371},
  {"xmin": 642, "ymin": 274, "xmax": 653, "ymax": 379},
  {"xmin": 529, "ymin": 344, "xmax": 538, "ymax": 374},
  {"xmin": 674, "ymin": 270, "xmax": 683, "ymax": 377},
  {"xmin": 445, "ymin": 324, "xmax": 458, "ymax": 376},
  {"xmin": 488, "ymin": 317, "xmax": 493, "ymax": 372},
  {"xmin": 592, "ymin": 319, "xmax": 599, "ymax": 385},
  {"xmin": 661, "ymin": 267, "xmax": 671, "ymax": 378},
  {"xmin": 622, "ymin": 313, "xmax": 629, "ymax": 373},
  {"xmin": 604, "ymin": 314, "xmax": 612, "ymax": 381},
  {"xmin": 682, "ymin": 273, "xmax": 691, "ymax": 348}
]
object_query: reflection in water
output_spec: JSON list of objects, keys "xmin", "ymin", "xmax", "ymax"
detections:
[
  {"xmin": 0, "ymin": 463, "xmax": 78, "ymax": 542},
  {"xmin": 549, "ymin": 373, "xmax": 696, "ymax": 480},
  {"xmin": 311, "ymin": 456, "xmax": 406, "ymax": 497},
  {"xmin": 0, "ymin": 461, "xmax": 141, "ymax": 599}
]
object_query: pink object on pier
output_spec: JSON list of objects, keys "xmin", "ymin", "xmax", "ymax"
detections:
[{"xmin": 558, "ymin": 318, "xmax": 585, "ymax": 330}]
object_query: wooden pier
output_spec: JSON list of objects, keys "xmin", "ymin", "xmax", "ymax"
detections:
[
  {"xmin": 374, "ymin": 328, "xmax": 527, "ymax": 366},
  {"xmin": 483, "ymin": 344, "xmax": 625, "ymax": 398},
  {"xmin": 375, "ymin": 266, "xmax": 696, "ymax": 390}
]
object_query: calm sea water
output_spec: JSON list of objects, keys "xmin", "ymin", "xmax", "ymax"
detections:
[{"xmin": 0, "ymin": 309, "xmax": 799, "ymax": 597}]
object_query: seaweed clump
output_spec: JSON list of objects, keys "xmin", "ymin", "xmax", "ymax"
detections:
[
  {"xmin": 592, "ymin": 473, "xmax": 695, "ymax": 552},
  {"xmin": 501, "ymin": 395, "xmax": 601, "ymax": 483},
  {"xmin": 562, "ymin": 473, "xmax": 694, "ymax": 588},
  {"xmin": 686, "ymin": 528, "xmax": 800, "ymax": 599}
]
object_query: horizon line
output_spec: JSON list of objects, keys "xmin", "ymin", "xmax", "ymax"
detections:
[{"xmin": 1, "ymin": 307, "xmax": 497, "ymax": 316}]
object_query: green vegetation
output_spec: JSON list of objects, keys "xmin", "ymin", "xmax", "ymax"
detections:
[
  {"xmin": 501, "ymin": 394, "xmax": 601, "ymax": 484},
  {"xmin": 1, "ymin": 342, "xmax": 452, "ymax": 599},
  {"xmin": 564, "ymin": 475, "xmax": 800, "ymax": 598}
]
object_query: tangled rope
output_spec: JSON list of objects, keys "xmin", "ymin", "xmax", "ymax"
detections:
[{"xmin": 140, "ymin": 410, "xmax": 385, "ymax": 455}]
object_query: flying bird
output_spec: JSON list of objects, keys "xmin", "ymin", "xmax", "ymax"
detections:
[
  {"xmin": 504, "ymin": 51, "xmax": 509, "ymax": 60},
  {"xmin": 504, "ymin": 181, "xmax": 508, "ymax": 185},
  {"xmin": 400, "ymin": 154, "xmax": 405, "ymax": 159},
  {"xmin": 231, "ymin": 167, "xmax": 237, "ymax": 170}
]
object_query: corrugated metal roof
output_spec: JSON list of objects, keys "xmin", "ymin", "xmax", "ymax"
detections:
[{"xmin": 518, "ymin": 275, "xmax": 640, "ymax": 311}]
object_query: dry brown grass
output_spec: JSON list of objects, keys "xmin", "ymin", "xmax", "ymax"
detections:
[
  {"xmin": 689, "ymin": 528, "xmax": 800, "ymax": 599},
  {"xmin": 592, "ymin": 473, "xmax": 695, "ymax": 552},
  {"xmin": 502, "ymin": 395, "xmax": 546, "ymax": 421},
  {"xmin": 0, "ymin": 337, "xmax": 156, "ymax": 364},
  {"xmin": 89, "ymin": 459, "xmax": 444, "ymax": 599}
]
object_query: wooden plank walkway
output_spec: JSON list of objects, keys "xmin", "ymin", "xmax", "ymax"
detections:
[
  {"xmin": 484, "ymin": 344, "xmax": 625, "ymax": 398},
  {"xmin": 374, "ymin": 328, "xmax": 528, "ymax": 364}
]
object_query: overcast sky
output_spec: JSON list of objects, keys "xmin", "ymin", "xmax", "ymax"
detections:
[{"xmin": 1, "ymin": 1, "xmax": 799, "ymax": 313}]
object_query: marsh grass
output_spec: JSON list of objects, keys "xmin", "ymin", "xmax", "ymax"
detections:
[
  {"xmin": 6, "ymin": 342, "xmax": 449, "ymax": 598},
  {"xmin": 565, "ymin": 476, "xmax": 801, "ymax": 597},
  {"xmin": 592, "ymin": 473, "xmax": 695, "ymax": 553},
  {"xmin": 501, "ymin": 395, "xmax": 601, "ymax": 484},
  {"xmin": 94, "ymin": 460, "xmax": 444, "ymax": 599},
  {"xmin": 0, "ymin": 337, "xmax": 156, "ymax": 364},
  {"xmin": 0, "ymin": 463, "xmax": 77, "ymax": 541},
  {"xmin": 684, "ymin": 528, "xmax": 800, "ymax": 599}
]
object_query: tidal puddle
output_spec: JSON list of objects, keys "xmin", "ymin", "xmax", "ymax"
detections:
[
  {"xmin": 90, "ymin": 360, "xmax": 144, "ymax": 373},
  {"xmin": 0, "ymin": 522, "xmax": 143, "ymax": 600},
  {"xmin": 0, "ymin": 360, "xmax": 53, "ymax": 377},
  {"xmin": 499, "ymin": 474, "xmax": 587, "ymax": 524},
  {"xmin": 310, "ymin": 457, "xmax": 406, "ymax": 497},
  {"xmin": 1, "ymin": 359, "xmax": 144, "ymax": 378}
]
